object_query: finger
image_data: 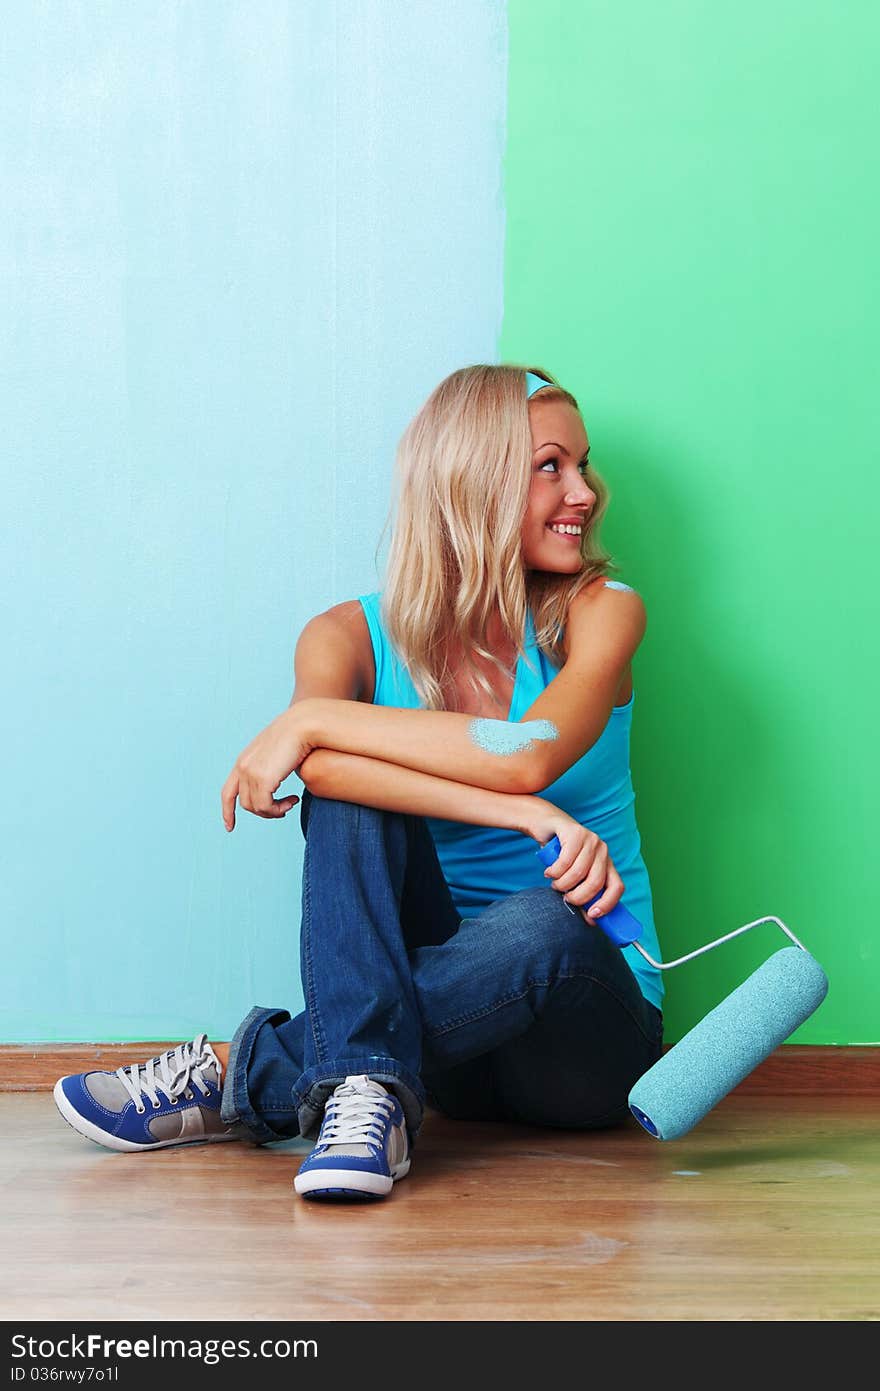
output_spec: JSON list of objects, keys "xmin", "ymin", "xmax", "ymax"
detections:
[
  {"xmin": 542, "ymin": 855, "xmax": 563, "ymax": 877},
  {"xmin": 575, "ymin": 844, "xmax": 610, "ymax": 906},
  {"xmin": 543, "ymin": 830, "xmax": 596, "ymax": 877},
  {"xmin": 244, "ymin": 775, "xmax": 299, "ymax": 819},
  {"xmin": 555, "ymin": 838, "xmax": 604, "ymax": 897},
  {"xmin": 252, "ymin": 789, "xmax": 282, "ymax": 818},
  {"xmin": 238, "ymin": 774, "xmax": 256, "ymax": 816},
  {"xmin": 586, "ymin": 865, "xmax": 625, "ymax": 919},
  {"xmin": 544, "ymin": 835, "xmax": 596, "ymax": 889},
  {"xmin": 252, "ymin": 780, "xmax": 275, "ymax": 816},
  {"xmin": 256, "ymin": 781, "xmax": 292, "ymax": 817},
  {"xmin": 242, "ymin": 770, "xmax": 269, "ymax": 816},
  {"xmin": 221, "ymin": 772, "xmax": 239, "ymax": 832}
]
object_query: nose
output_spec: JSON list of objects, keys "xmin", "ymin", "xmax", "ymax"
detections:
[{"xmin": 566, "ymin": 475, "xmax": 596, "ymax": 508}]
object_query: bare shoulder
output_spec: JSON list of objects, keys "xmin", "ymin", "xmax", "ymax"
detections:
[
  {"xmin": 562, "ymin": 579, "xmax": 647, "ymax": 677},
  {"xmin": 324, "ymin": 598, "xmax": 370, "ymax": 634},
  {"xmin": 565, "ymin": 577, "xmax": 646, "ymax": 627},
  {"xmin": 291, "ymin": 599, "xmax": 374, "ymax": 705}
]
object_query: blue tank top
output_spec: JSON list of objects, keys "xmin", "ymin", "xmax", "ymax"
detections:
[{"xmin": 356, "ymin": 590, "xmax": 664, "ymax": 1010}]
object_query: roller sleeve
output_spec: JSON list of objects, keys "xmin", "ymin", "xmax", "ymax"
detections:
[{"xmin": 628, "ymin": 946, "xmax": 829, "ymax": 1140}]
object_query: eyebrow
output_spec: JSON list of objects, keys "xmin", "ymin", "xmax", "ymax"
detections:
[{"xmin": 535, "ymin": 441, "xmax": 590, "ymax": 460}]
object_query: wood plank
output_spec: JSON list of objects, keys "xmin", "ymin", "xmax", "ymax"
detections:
[
  {"xmin": 0, "ymin": 1043, "xmax": 179, "ymax": 1091},
  {"xmin": 3, "ymin": 1042, "xmax": 878, "ymax": 1093},
  {"xmin": 3, "ymin": 1092, "xmax": 877, "ymax": 1321}
]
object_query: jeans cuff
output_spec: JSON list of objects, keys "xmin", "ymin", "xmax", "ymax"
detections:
[
  {"xmin": 293, "ymin": 1057, "xmax": 425, "ymax": 1141},
  {"xmin": 220, "ymin": 1004, "xmax": 294, "ymax": 1146}
]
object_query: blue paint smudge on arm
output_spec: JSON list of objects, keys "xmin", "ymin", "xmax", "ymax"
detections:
[{"xmin": 468, "ymin": 718, "xmax": 560, "ymax": 756}]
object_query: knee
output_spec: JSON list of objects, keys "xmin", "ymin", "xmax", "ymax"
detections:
[
  {"xmin": 300, "ymin": 789, "xmax": 360, "ymax": 847},
  {"xmin": 300, "ymin": 791, "xmax": 411, "ymax": 867},
  {"xmin": 484, "ymin": 886, "xmax": 617, "ymax": 978},
  {"xmin": 300, "ymin": 789, "xmax": 385, "ymax": 836}
]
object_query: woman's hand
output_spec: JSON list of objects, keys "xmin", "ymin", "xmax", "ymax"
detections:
[
  {"xmin": 523, "ymin": 798, "xmax": 624, "ymax": 921},
  {"xmin": 221, "ymin": 705, "xmax": 313, "ymax": 831}
]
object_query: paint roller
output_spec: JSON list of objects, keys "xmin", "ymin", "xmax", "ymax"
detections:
[{"xmin": 535, "ymin": 835, "xmax": 829, "ymax": 1140}]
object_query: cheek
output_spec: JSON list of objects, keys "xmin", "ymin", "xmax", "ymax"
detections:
[
  {"xmin": 525, "ymin": 494, "xmax": 546, "ymax": 529},
  {"xmin": 525, "ymin": 502, "xmax": 556, "ymax": 536}
]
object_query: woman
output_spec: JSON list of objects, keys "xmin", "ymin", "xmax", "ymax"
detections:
[{"xmin": 54, "ymin": 364, "xmax": 664, "ymax": 1201}]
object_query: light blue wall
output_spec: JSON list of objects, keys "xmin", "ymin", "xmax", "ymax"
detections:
[{"xmin": 2, "ymin": 1, "xmax": 507, "ymax": 1041}]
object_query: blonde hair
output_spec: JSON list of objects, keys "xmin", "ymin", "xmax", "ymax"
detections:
[{"xmin": 373, "ymin": 363, "xmax": 618, "ymax": 712}]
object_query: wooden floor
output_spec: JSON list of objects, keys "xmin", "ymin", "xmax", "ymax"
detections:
[{"xmin": 2, "ymin": 1090, "xmax": 878, "ymax": 1321}]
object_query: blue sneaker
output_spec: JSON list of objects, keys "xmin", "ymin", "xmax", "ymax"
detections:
[
  {"xmin": 53, "ymin": 1033, "xmax": 246, "ymax": 1152},
  {"xmin": 294, "ymin": 1075, "xmax": 410, "ymax": 1200}
]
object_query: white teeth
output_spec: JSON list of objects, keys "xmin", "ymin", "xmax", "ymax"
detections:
[{"xmin": 548, "ymin": 523, "xmax": 582, "ymax": 535}]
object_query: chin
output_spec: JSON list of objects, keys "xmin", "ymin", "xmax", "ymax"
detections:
[
  {"xmin": 527, "ymin": 558, "xmax": 584, "ymax": 575},
  {"xmin": 523, "ymin": 532, "xmax": 585, "ymax": 572}
]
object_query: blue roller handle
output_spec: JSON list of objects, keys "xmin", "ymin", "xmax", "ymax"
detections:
[{"xmin": 535, "ymin": 835, "xmax": 644, "ymax": 947}]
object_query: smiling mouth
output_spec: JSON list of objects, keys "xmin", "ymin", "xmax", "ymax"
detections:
[{"xmin": 545, "ymin": 526, "xmax": 582, "ymax": 542}]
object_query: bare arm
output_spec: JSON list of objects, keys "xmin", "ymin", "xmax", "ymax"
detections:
[
  {"xmin": 289, "ymin": 605, "xmax": 366, "ymax": 707},
  {"xmin": 286, "ymin": 605, "xmax": 628, "ymax": 918},
  {"xmin": 297, "ymin": 748, "xmax": 627, "ymax": 916},
  {"xmin": 222, "ymin": 604, "xmax": 542, "ymax": 824},
  {"xmin": 223, "ymin": 596, "xmax": 620, "ymax": 923},
  {"xmin": 287, "ymin": 607, "xmax": 540, "ymax": 802},
  {"xmin": 298, "ymin": 587, "xmax": 646, "ymax": 797},
  {"xmin": 299, "ymin": 697, "xmax": 549, "ymax": 796},
  {"xmin": 521, "ymin": 584, "xmax": 647, "ymax": 789},
  {"xmin": 222, "ymin": 603, "xmax": 365, "ymax": 830},
  {"xmin": 297, "ymin": 746, "xmax": 539, "ymax": 836}
]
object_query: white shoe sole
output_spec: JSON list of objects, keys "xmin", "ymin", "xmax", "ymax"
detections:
[
  {"xmin": 53, "ymin": 1079, "xmax": 243, "ymax": 1153},
  {"xmin": 294, "ymin": 1157, "xmax": 411, "ymax": 1198}
]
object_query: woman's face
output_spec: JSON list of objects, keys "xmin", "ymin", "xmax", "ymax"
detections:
[{"xmin": 521, "ymin": 399, "xmax": 596, "ymax": 572}]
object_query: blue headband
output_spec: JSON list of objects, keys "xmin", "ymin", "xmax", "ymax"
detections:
[{"xmin": 526, "ymin": 371, "xmax": 556, "ymax": 398}]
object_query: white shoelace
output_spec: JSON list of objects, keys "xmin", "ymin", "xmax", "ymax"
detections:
[
  {"xmin": 317, "ymin": 1083, "xmax": 394, "ymax": 1150},
  {"xmin": 116, "ymin": 1033, "xmax": 220, "ymax": 1114}
]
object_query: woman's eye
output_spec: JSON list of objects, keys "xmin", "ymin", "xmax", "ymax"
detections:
[{"xmin": 539, "ymin": 458, "xmax": 590, "ymax": 476}]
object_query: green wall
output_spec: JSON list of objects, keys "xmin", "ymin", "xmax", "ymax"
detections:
[{"xmin": 502, "ymin": 1, "xmax": 879, "ymax": 1043}]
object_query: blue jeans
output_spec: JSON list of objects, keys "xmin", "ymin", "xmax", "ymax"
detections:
[{"xmin": 220, "ymin": 790, "xmax": 663, "ymax": 1144}]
